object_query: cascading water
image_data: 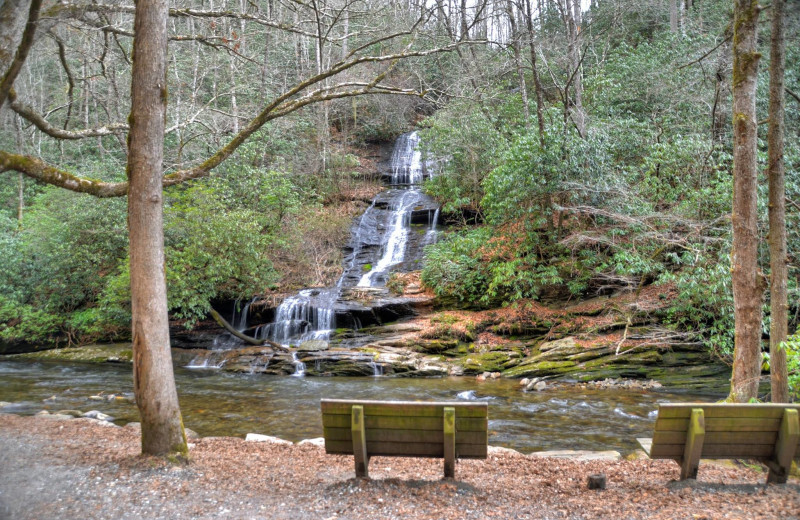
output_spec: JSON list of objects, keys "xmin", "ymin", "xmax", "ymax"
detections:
[
  {"xmin": 256, "ymin": 288, "xmax": 337, "ymax": 345},
  {"xmin": 218, "ymin": 131, "xmax": 439, "ymax": 353},
  {"xmin": 389, "ymin": 131, "xmax": 424, "ymax": 185}
]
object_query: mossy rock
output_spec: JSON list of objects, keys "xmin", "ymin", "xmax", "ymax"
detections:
[
  {"xmin": 9, "ymin": 344, "xmax": 134, "ymax": 364},
  {"xmin": 408, "ymin": 338, "xmax": 458, "ymax": 354},
  {"xmin": 462, "ymin": 352, "xmax": 511, "ymax": 374},
  {"xmin": 504, "ymin": 360, "xmax": 578, "ymax": 378}
]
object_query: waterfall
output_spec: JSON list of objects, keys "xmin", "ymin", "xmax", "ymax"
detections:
[
  {"xmin": 390, "ymin": 131, "xmax": 424, "ymax": 184},
  {"xmin": 224, "ymin": 131, "xmax": 439, "ymax": 349},
  {"xmin": 357, "ymin": 190, "xmax": 418, "ymax": 287}
]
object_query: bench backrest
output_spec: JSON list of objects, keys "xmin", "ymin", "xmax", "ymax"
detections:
[
  {"xmin": 321, "ymin": 399, "xmax": 488, "ymax": 459},
  {"xmin": 651, "ymin": 403, "xmax": 800, "ymax": 459}
]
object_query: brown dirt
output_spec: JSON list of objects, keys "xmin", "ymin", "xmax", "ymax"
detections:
[{"xmin": 1, "ymin": 414, "xmax": 798, "ymax": 520}]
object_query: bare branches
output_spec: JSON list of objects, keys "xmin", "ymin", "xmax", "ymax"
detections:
[{"xmin": 8, "ymin": 89, "xmax": 129, "ymax": 140}]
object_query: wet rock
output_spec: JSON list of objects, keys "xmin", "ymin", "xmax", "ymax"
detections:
[
  {"xmin": 625, "ymin": 450, "xmax": 649, "ymax": 461},
  {"xmin": 448, "ymin": 365, "xmax": 465, "ymax": 376},
  {"xmin": 538, "ymin": 337, "xmax": 578, "ymax": 352},
  {"xmin": 0, "ymin": 402, "xmax": 11, "ymax": 409},
  {"xmin": 297, "ymin": 340, "xmax": 329, "ymax": 352},
  {"xmin": 82, "ymin": 410, "xmax": 114, "ymax": 422},
  {"xmin": 525, "ymin": 380, "xmax": 547, "ymax": 392},
  {"xmin": 185, "ymin": 428, "xmax": 201, "ymax": 440},
  {"xmin": 519, "ymin": 378, "xmax": 530, "ymax": 387},
  {"xmin": 245, "ymin": 433, "xmax": 293, "ymax": 445},
  {"xmin": 76, "ymin": 417, "xmax": 118, "ymax": 427},
  {"xmin": 35, "ymin": 411, "xmax": 73, "ymax": 421},
  {"xmin": 528, "ymin": 450, "xmax": 621, "ymax": 461},
  {"xmin": 488, "ymin": 446, "xmax": 523, "ymax": 457},
  {"xmin": 55, "ymin": 410, "xmax": 84, "ymax": 418},
  {"xmin": 299, "ymin": 438, "xmax": 325, "ymax": 447}
]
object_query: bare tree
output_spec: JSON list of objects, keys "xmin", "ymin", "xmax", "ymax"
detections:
[
  {"xmin": 767, "ymin": 0, "xmax": 788, "ymax": 403},
  {"xmin": 728, "ymin": 0, "xmax": 763, "ymax": 403}
]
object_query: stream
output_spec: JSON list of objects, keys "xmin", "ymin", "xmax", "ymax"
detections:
[{"xmin": 0, "ymin": 359, "xmax": 722, "ymax": 454}]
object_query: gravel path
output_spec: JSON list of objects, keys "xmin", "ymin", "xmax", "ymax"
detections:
[{"xmin": 1, "ymin": 414, "xmax": 798, "ymax": 519}]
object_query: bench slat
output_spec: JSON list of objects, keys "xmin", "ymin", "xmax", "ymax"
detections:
[
  {"xmin": 649, "ymin": 443, "xmax": 777, "ymax": 459},
  {"xmin": 322, "ymin": 414, "xmax": 488, "ymax": 432},
  {"xmin": 653, "ymin": 430, "xmax": 779, "ymax": 445},
  {"xmin": 654, "ymin": 417, "xmax": 782, "ymax": 432},
  {"xmin": 655, "ymin": 403, "xmax": 800, "ymax": 419},
  {"xmin": 321, "ymin": 399, "xmax": 488, "ymax": 418},
  {"xmin": 324, "ymin": 439, "xmax": 488, "ymax": 458},
  {"xmin": 323, "ymin": 426, "xmax": 488, "ymax": 445}
]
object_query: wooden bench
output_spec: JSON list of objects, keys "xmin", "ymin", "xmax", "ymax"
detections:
[
  {"xmin": 320, "ymin": 399, "xmax": 488, "ymax": 479},
  {"xmin": 638, "ymin": 403, "xmax": 800, "ymax": 483}
]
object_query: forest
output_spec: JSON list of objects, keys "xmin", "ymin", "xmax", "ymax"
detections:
[{"xmin": 1, "ymin": 0, "xmax": 799, "ymax": 444}]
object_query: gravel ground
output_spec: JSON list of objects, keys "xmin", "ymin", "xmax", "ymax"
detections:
[{"xmin": 1, "ymin": 414, "xmax": 798, "ymax": 520}]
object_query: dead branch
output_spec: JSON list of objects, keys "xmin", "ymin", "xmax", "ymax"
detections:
[{"xmin": 209, "ymin": 308, "xmax": 288, "ymax": 351}]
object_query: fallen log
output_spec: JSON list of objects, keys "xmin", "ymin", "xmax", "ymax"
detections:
[{"xmin": 209, "ymin": 308, "xmax": 289, "ymax": 351}]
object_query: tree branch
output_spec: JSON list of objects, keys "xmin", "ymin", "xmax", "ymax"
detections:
[
  {"xmin": 208, "ymin": 308, "xmax": 288, "ymax": 350},
  {"xmin": 0, "ymin": 0, "xmax": 43, "ymax": 109},
  {"xmin": 8, "ymin": 89, "xmax": 129, "ymax": 140}
]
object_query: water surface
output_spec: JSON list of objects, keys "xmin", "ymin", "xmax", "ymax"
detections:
[{"xmin": 0, "ymin": 359, "xmax": 722, "ymax": 453}]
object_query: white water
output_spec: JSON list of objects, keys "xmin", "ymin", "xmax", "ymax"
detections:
[
  {"xmin": 390, "ymin": 131, "xmax": 424, "ymax": 184},
  {"xmin": 357, "ymin": 189, "xmax": 418, "ymax": 287},
  {"xmin": 258, "ymin": 289, "xmax": 337, "ymax": 345},
  {"xmin": 291, "ymin": 352, "xmax": 306, "ymax": 377}
]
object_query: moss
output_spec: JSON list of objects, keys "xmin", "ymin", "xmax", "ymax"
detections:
[{"xmin": 462, "ymin": 351, "xmax": 511, "ymax": 374}]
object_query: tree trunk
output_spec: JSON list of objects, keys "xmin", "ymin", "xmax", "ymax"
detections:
[
  {"xmin": 565, "ymin": 0, "xmax": 585, "ymax": 138},
  {"xmin": 127, "ymin": 0, "xmax": 188, "ymax": 456},
  {"xmin": 670, "ymin": 0, "xmax": 679, "ymax": 33},
  {"xmin": 711, "ymin": 33, "xmax": 732, "ymax": 144},
  {"xmin": 767, "ymin": 0, "xmax": 788, "ymax": 403},
  {"xmin": 0, "ymin": 0, "xmax": 41, "ymax": 109},
  {"xmin": 728, "ymin": 0, "xmax": 763, "ymax": 403},
  {"xmin": 506, "ymin": 0, "xmax": 530, "ymax": 126},
  {"xmin": 523, "ymin": 0, "xmax": 546, "ymax": 146}
]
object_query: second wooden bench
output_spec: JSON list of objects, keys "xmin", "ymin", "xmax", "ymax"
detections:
[
  {"xmin": 638, "ymin": 403, "xmax": 800, "ymax": 483},
  {"xmin": 320, "ymin": 399, "xmax": 488, "ymax": 479}
]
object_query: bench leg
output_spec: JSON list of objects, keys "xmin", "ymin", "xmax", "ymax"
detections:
[
  {"xmin": 351, "ymin": 405, "xmax": 369, "ymax": 478},
  {"xmin": 443, "ymin": 407, "xmax": 455, "ymax": 479},
  {"xmin": 680, "ymin": 408, "xmax": 705, "ymax": 480},
  {"xmin": 768, "ymin": 409, "xmax": 799, "ymax": 484}
]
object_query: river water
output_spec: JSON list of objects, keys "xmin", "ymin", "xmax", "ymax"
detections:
[{"xmin": 0, "ymin": 359, "xmax": 721, "ymax": 454}]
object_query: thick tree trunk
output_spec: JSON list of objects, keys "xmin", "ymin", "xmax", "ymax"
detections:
[
  {"xmin": 127, "ymin": 0, "xmax": 188, "ymax": 456},
  {"xmin": 728, "ymin": 0, "xmax": 763, "ymax": 403},
  {"xmin": 767, "ymin": 0, "xmax": 788, "ymax": 403}
]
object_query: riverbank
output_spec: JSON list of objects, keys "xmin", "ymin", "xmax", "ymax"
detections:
[{"xmin": 1, "ymin": 414, "xmax": 797, "ymax": 519}]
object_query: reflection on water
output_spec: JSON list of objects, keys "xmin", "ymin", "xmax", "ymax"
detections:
[{"xmin": 0, "ymin": 360, "xmax": 723, "ymax": 453}]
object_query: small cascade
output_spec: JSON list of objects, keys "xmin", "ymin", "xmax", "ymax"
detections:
[
  {"xmin": 257, "ymin": 288, "xmax": 337, "ymax": 346},
  {"xmin": 370, "ymin": 361, "xmax": 384, "ymax": 377},
  {"xmin": 390, "ymin": 131, "xmax": 424, "ymax": 184},
  {"xmin": 291, "ymin": 352, "xmax": 306, "ymax": 377},
  {"xmin": 357, "ymin": 189, "xmax": 419, "ymax": 287},
  {"xmin": 231, "ymin": 297, "xmax": 256, "ymax": 331},
  {"xmin": 185, "ymin": 350, "xmax": 228, "ymax": 369}
]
